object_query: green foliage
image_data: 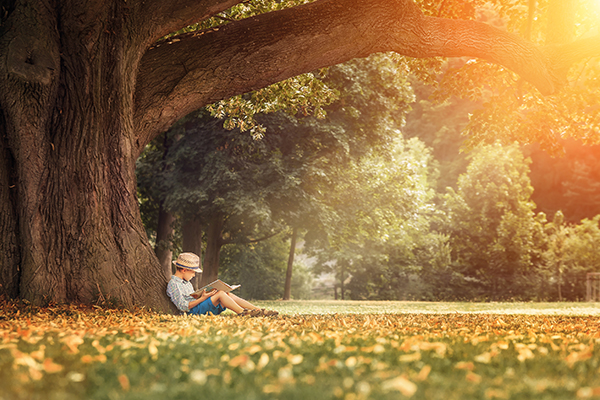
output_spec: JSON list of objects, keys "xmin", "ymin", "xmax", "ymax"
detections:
[
  {"xmin": 162, "ymin": 111, "xmax": 293, "ymax": 236},
  {"xmin": 208, "ymin": 70, "xmax": 338, "ymax": 138},
  {"xmin": 135, "ymin": 0, "xmax": 600, "ymax": 302},
  {"xmin": 527, "ymin": 140, "xmax": 600, "ymax": 222},
  {"xmin": 544, "ymin": 212, "xmax": 600, "ymax": 300},
  {"xmin": 401, "ymin": 53, "xmax": 600, "ymax": 302},
  {"xmin": 135, "ymin": 137, "xmax": 167, "ymax": 244},
  {"xmin": 217, "ymin": 236, "xmax": 314, "ymax": 300},
  {"xmin": 309, "ymin": 136, "xmax": 443, "ymax": 301},
  {"xmin": 171, "ymin": 0, "xmax": 317, "ymax": 35},
  {"xmin": 288, "ymin": 262, "xmax": 315, "ymax": 300},
  {"xmin": 164, "ymin": 0, "xmax": 338, "ymax": 137},
  {"xmin": 402, "ymin": 75, "xmax": 476, "ymax": 191},
  {"xmin": 219, "ymin": 237, "xmax": 288, "ymax": 300},
  {"xmin": 443, "ymin": 144, "xmax": 546, "ymax": 300},
  {"xmin": 137, "ymin": 52, "xmax": 417, "ymax": 290}
]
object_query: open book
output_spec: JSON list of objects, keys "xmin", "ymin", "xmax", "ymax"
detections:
[{"xmin": 191, "ymin": 279, "xmax": 240, "ymax": 296}]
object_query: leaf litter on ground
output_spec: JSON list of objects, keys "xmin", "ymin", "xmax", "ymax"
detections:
[{"xmin": 1, "ymin": 299, "xmax": 600, "ymax": 400}]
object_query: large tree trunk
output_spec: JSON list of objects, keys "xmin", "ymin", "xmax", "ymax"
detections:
[
  {"xmin": 182, "ymin": 218, "xmax": 203, "ymax": 256},
  {"xmin": 0, "ymin": 0, "xmax": 175, "ymax": 311}
]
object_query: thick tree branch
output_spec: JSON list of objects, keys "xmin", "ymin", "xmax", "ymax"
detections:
[
  {"xmin": 134, "ymin": 0, "xmax": 415, "ymax": 150},
  {"xmin": 133, "ymin": 0, "xmax": 242, "ymax": 44},
  {"xmin": 133, "ymin": 0, "xmax": 599, "ymax": 152},
  {"xmin": 409, "ymin": 16, "xmax": 560, "ymax": 93},
  {"xmin": 545, "ymin": 34, "xmax": 600, "ymax": 78}
]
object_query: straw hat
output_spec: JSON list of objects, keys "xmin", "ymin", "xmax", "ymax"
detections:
[{"xmin": 173, "ymin": 252, "xmax": 202, "ymax": 272}]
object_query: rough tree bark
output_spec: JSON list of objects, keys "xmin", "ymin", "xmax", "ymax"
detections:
[
  {"xmin": 1, "ymin": 0, "xmax": 598, "ymax": 310},
  {"xmin": 0, "ymin": 111, "xmax": 19, "ymax": 298}
]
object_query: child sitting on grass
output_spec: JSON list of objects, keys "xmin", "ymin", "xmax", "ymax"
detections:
[{"xmin": 166, "ymin": 252, "xmax": 278, "ymax": 317}]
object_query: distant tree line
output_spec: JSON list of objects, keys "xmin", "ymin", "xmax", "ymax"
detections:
[{"xmin": 137, "ymin": 53, "xmax": 600, "ymax": 302}]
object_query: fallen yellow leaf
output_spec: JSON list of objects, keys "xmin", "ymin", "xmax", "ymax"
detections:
[
  {"xmin": 118, "ymin": 374, "xmax": 130, "ymax": 391},
  {"xmin": 466, "ymin": 371, "xmax": 482, "ymax": 383},
  {"xmin": 228, "ymin": 354, "xmax": 249, "ymax": 368},
  {"xmin": 399, "ymin": 352, "xmax": 421, "ymax": 363},
  {"xmin": 42, "ymin": 358, "xmax": 63, "ymax": 373},
  {"xmin": 257, "ymin": 353, "xmax": 270, "ymax": 370},
  {"xmin": 381, "ymin": 375, "xmax": 418, "ymax": 397},
  {"xmin": 455, "ymin": 361, "xmax": 475, "ymax": 371},
  {"xmin": 416, "ymin": 365, "xmax": 431, "ymax": 381}
]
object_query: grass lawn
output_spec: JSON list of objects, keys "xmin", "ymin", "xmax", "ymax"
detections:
[
  {"xmin": 256, "ymin": 300, "xmax": 600, "ymax": 316},
  {"xmin": 1, "ymin": 300, "xmax": 600, "ymax": 400}
]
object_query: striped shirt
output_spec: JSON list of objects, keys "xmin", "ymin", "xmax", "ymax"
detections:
[{"xmin": 166, "ymin": 275, "xmax": 194, "ymax": 313}]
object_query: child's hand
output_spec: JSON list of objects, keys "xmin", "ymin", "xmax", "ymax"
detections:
[
  {"xmin": 191, "ymin": 289, "xmax": 216, "ymax": 299},
  {"xmin": 191, "ymin": 288, "xmax": 218, "ymax": 303}
]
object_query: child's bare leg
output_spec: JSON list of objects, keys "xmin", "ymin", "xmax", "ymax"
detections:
[
  {"xmin": 210, "ymin": 291, "xmax": 244, "ymax": 314},
  {"xmin": 227, "ymin": 292, "xmax": 259, "ymax": 310}
]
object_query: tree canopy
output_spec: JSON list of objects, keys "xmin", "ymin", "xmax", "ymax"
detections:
[
  {"xmin": 1, "ymin": 0, "xmax": 599, "ymax": 310},
  {"xmin": 133, "ymin": 0, "xmax": 600, "ymax": 149},
  {"xmin": 137, "ymin": 52, "xmax": 415, "ymax": 286}
]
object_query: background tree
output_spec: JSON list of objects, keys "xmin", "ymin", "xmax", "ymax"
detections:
[
  {"xmin": 272, "ymin": 53, "xmax": 418, "ymax": 295},
  {"xmin": 543, "ymin": 212, "xmax": 600, "ymax": 301},
  {"xmin": 161, "ymin": 111, "xmax": 300, "ymax": 285},
  {"xmin": 218, "ymin": 236, "xmax": 288, "ymax": 300},
  {"xmin": 543, "ymin": 211, "xmax": 569, "ymax": 301},
  {"xmin": 310, "ymin": 136, "xmax": 440, "ymax": 300},
  {"xmin": 527, "ymin": 140, "xmax": 600, "ymax": 223},
  {"xmin": 1, "ymin": 0, "xmax": 598, "ymax": 309},
  {"xmin": 402, "ymin": 75, "xmax": 475, "ymax": 192},
  {"xmin": 136, "ymin": 132, "xmax": 179, "ymax": 278},
  {"xmin": 560, "ymin": 216, "xmax": 600, "ymax": 300},
  {"xmin": 137, "ymin": 52, "xmax": 415, "ymax": 287},
  {"xmin": 443, "ymin": 144, "xmax": 546, "ymax": 300}
]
